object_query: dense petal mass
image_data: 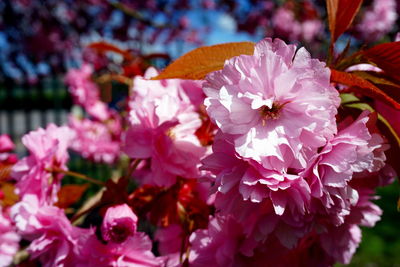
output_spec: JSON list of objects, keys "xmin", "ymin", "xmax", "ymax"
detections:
[
  {"xmin": 0, "ymin": 207, "xmax": 19, "ymax": 267},
  {"xmin": 124, "ymin": 68, "xmax": 207, "ymax": 186},
  {"xmin": 65, "ymin": 64, "xmax": 110, "ymax": 121},
  {"xmin": 83, "ymin": 232, "xmax": 163, "ymax": 267},
  {"xmin": 12, "ymin": 124, "xmax": 74, "ymax": 205},
  {"xmin": 11, "ymin": 194, "xmax": 92, "ymax": 267},
  {"xmin": 204, "ymin": 38, "xmax": 340, "ymax": 168},
  {"xmin": 199, "ymin": 38, "xmax": 393, "ymax": 266},
  {"xmin": 69, "ymin": 115, "xmax": 121, "ymax": 164}
]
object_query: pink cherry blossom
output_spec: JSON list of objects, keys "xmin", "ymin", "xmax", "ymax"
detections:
[
  {"xmin": 154, "ymin": 224, "xmax": 182, "ymax": 267},
  {"xmin": 303, "ymin": 111, "xmax": 389, "ymax": 225},
  {"xmin": 272, "ymin": 7, "xmax": 301, "ymax": 41},
  {"xmin": 11, "ymin": 194, "xmax": 93, "ymax": 267},
  {"xmin": 320, "ymin": 223, "xmax": 362, "ymax": 264},
  {"xmin": 202, "ymin": 132, "xmax": 311, "ymax": 217},
  {"xmin": 124, "ymin": 68, "xmax": 206, "ymax": 186},
  {"xmin": 0, "ymin": 135, "xmax": 17, "ymax": 165},
  {"xmin": 154, "ymin": 224, "xmax": 182, "ymax": 256},
  {"xmin": 201, "ymin": 132, "xmax": 313, "ymax": 249},
  {"xmin": 0, "ymin": 135, "xmax": 14, "ymax": 152},
  {"xmin": 356, "ymin": 0, "xmax": 397, "ymax": 42},
  {"xmin": 189, "ymin": 216, "xmax": 246, "ymax": 267},
  {"xmin": 204, "ymin": 38, "xmax": 340, "ymax": 168},
  {"xmin": 0, "ymin": 207, "xmax": 20, "ymax": 267},
  {"xmin": 12, "ymin": 124, "xmax": 74, "ymax": 205},
  {"xmin": 69, "ymin": 115, "xmax": 121, "ymax": 164},
  {"xmin": 65, "ymin": 63, "xmax": 110, "ymax": 121},
  {"xmin": 272, "ymin": 6, "xmax": 322, "ymax": 42},
  {"xmin": 102, "ymin": 204, "xmax": 138, "ymax": 243},
  {"xmin": 83, "ymin": 232, "xmax": 163, "ymax": 267}
]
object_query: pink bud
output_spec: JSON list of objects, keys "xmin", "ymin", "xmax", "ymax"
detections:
[{"xmin": 101, "ymin": 204, "xmax": 138, "ymax": 243}]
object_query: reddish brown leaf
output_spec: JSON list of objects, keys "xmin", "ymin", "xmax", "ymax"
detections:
[
  {"xmin": 88, "ymin": 42, "xmax": 133, "ymax": 61},
  {"xmin": 55, "ymin": 184, "xmax": 89, "ymax": 209},
  {"xmin": 195, "ymin": 105, "xmax": 217, "ymax": 146},
  {"xmin": 97, "ymin": 74, "xmax": 133, "ymax": 87},
  {"xmin": 326, "ymin": 0, "xmax": 363, "ymax": 42},
  {"xmin": 101, "ymin": 178, "xmax": 129, "ymax": 206},
  {"xmin": 152, "ymin": 42, "xmax": 255, "ymax": 80},
  {"xmin": 0, "ymin": 163, "xmax": 13, "ymax": 182},
  {"xmin": 331, "ymin": 69, "xmax": 400, "ymax": 110},
  {"xmin": 0, "ymin": 183, "xmax": 19, "ymax": 207},
  {"xmin": 128, "ymin": 179, "xmax": 210, "ymax": 230},
  {"xmin": 360, "ymin": 42, "xmax": 400, "ymax": 81},
  {"xmin": 351, "ymin": 71, "xmax": 400, "ymax": 89}
]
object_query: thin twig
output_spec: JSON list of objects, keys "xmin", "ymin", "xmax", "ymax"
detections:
[
  {"xmin": 47, "ymin": 167, "xmax": 105, "ymax": 186},
  {"xmin": 126, "ymin": 158, "xmax": 142, "ymax": 179}
]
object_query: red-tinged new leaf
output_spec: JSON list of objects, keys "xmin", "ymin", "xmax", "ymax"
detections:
[
  {"xmin": 0, "ymin": 163, "xmax": 13, "ymax": 181},
  {"xmin": 331, "ymin": 69, "xmax": 400, "ymax": 110},
  {"xmin": 0, "ymin": 183, "xmax": 19, "ymax": 207},
  {"xmin": 360, "ymin": 42, "xmax": 400, "ymax": 81},
  {"xmin": 88, "ymin": 42, "xmax": 133, "ymax": 61},
  {"xmin": 56, "ymin": 184, "xmax": 89, "ymax": 209},
  {"xmin": 326, "ymin": 0, "xmax": 363, "ymax": 42},
  {"xmin": 152, "ymin": 42, "xmax": 255, "ymax": 80}
]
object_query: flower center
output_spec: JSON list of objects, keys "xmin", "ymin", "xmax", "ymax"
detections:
[
  {"xmin": 110, "ymin": 224, "xmax": 133, "ymax": 243},
  {"xmin": 259, "ymin": 102, "xmax": 283, "ymax": 125}
]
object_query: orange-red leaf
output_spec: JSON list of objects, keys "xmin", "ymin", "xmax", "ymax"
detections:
[
  {"xmin": 56, "ymin": 184, "xmax": 89, "ymax": 209},
  {"xmin": 152, "ymin": 42, "xmax": 255, "ymax": 80},
  {"xmin": 0, "ymin": 183, "xmax": 19, "ymax": 207},
  {"xmin": 360, "ymin": 42, "xmax": 400, "ymax": 81},
  {"xmin": 0, "ymin": 163, "xmax": 13, "ymax": 182},
  {"xmin": 97, "ymin": 74, "xmax": 133, "ymax": 87},
  {"xmin": 331, "ymin": 69, "xmax": 400, "ymax": 110},
  {"xmin": 88, "ymin": 42, "xmax": 133, "ymax": 61},
  {"xmin": 327, "ymin": 0, "xmax": 363, "ymax": 42}
]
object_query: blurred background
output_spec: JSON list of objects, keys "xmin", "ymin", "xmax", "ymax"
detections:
[{"xmin": 0, "ymin": 0, "xmax": 399, "ymax": 265}]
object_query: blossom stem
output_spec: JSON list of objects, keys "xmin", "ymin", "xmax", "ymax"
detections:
[
  {"xmin": 47, "ymin": 167, "xmax": 105, "ymax": 186},
  {"xmin": 126, "ymin": 158, "xmax": 142, "ymax": 179},
  {"xmin": 71, "ymin": 202, "xmax": 100, "ymax": 224}
]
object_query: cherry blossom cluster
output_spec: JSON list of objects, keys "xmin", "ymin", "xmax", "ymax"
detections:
[{"xmin": 0, "ymin": 37, "xmax": 397, "ymax": 267}]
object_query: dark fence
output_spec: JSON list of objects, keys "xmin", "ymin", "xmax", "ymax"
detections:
[
  {"xmin": 0, "ymin": 76, "xmax": 71, "ymax": 153},
  {"xmin": 0, "ymin": 76, "xmax": 115, "ymax": 182}
]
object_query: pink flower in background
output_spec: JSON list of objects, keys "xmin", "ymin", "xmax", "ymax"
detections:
[
  {"xmin": 0, "ymin": 135, "xmax": 17, "ymax": 165},
  {"xmin": 65, "ymin": 63, "xmax": 110, "ymax": 121},
  {"xmin": 346, "ymin": 64, "xmax": 382, "ymax": 72},
  {"xmin": 0, "ymin": 207, "xmax": 19, "ymax": 267},
  {"xmin": 0, "ymin": 135, "xmax": 14, "ymax": 152},
  {"xmin": 204, "ymin": 38, "xmax": 339, "ymax": 170},
  {"xmin": 69, "ymin": 115, "xmax": 121, "ymax": 164},
  {"xmin": 301, "ymin": 19, "xmax": 323, "ymax": 42},
  {"xmin": 272, "ymin": 6, "xmax": 322, "ymax": 42},
  {"xmin": 101, "ymin": 204, "xmax": 138, "ymax": 243},
  {"xmin": 124, "ymin": 68, "xmax": 206, "ymax": 186},
  {"xmin": 356, "ymin": 0, "xmax": 397, "ymax": 41},
  {"xmin": 12, "ymin": 124, "xmax": 74, "ymax": 205},
  {"xmin": 272, "ymin": 8, "xmax": 301, "ymax": 41},
  {"xmin": 11, "ymin": 194, "xmax": 92, "ymax": 267}
]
